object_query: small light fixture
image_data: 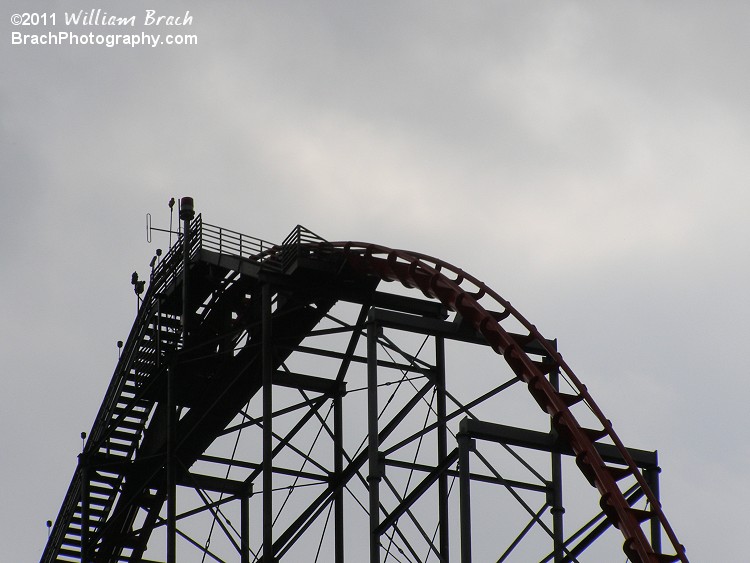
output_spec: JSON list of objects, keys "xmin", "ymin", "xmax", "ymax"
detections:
[
  {"xmin": 131, "ymin": 271, "xmax": 145, "ymax": 296},
  {"xmin": 180, "ymin": 196, "xmax": 195, "ymax": 221}
]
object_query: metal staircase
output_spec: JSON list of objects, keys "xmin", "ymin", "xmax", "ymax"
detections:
[{"xmin": 42, "ymin": 214, "xmax": 335, "ymax": 562}]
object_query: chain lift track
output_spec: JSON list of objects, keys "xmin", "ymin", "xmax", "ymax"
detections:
[{"xmin": 41, "ymin": 204, "xmax": 687, "ymax": 563}]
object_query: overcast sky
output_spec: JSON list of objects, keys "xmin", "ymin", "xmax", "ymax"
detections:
[{"xmin": 2, "ymin": 1, "xmax": 748, "ymax": 561}]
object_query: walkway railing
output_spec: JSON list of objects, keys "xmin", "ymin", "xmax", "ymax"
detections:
[{"xmin": 201, "ymin": 218, "xmax": 278, "ymax": 263}]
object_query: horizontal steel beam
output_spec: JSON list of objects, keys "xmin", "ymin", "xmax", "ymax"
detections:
[
  {"xmin": 273, "ymin": 370, "xmax": 346, "ymax": 395},
  {"xmin": 343, "ymin": 289, "xmax": 449, "ymax": 319},
  {"xmin": 459, "ymin": 418, "xmax": 657, "ymax": 468},
  {"xmin": 382, "ymin": 457, "xmax": 549, "ymax": 494},
  {"xmin": 370, "ymin": 308, "xmax": 555, "ymax": 356},
  {"xmin": 197, "ymin": 454, "xmax": 330, "ymax": 482},
  {"xmin": 178, "ymin": 472, "xmax": 252, "ymax": 496}
]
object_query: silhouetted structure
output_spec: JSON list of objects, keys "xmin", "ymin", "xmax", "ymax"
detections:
[{"xmin": 42, "ymin": 199, "xmax": 687, "ymax": 562}]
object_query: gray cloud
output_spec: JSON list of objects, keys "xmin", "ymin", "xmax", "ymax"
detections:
[{"xmin": 2, "ymin": 2, "xmax": 746, "ymax": 560}]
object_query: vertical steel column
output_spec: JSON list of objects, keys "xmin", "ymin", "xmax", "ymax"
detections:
[
  {"xmin": 367, "ymin": 315, "xmax": 381, "ymax": 563},
  {"xmin": 549, "ymin": 360, "xmax": 565, "ymax": 562},
  {"xmin": 168, "ymin": 197, "xmax": 193, "ymax": 563},
  {"xmin": 166, "ymin": 365, "xmax": 176, "ymax": 563},
  {"xmin": 645, "ymin": 461, "xmax": 662, "ymax": 554},
  {"xmin": 262, "ymin": 282, "xmax": 274, "ymax": 562},
  {"xmin": 457, "ymin": 430, "xmax": 472, "ymax": 563},
  {"xmin": 334, "ymin": 390, "xmax": 344, "ymax": 563},
  {"xmin": 180, "ymin": 196, "xmax": 194, "ymax": 343},
  {"xmin": 241, "ymin": 489, "xmax": 250, "ymax": 563},
  {"xmin": 436, "ymin": 336, "xmax": 450, "ymax": 561}
]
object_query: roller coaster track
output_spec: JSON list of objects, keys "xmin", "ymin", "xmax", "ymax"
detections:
[
  {"xmin": 334, "ymin": 243, "xmax": 687, "ymax": 563},
  {"xmin": 41, "ymin": 214, "xmax": 687, "ymax": 563}
]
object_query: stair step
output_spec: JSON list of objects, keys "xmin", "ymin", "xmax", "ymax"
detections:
[
  {"xmin": 154, "ymin": 314, "xmax": 182, "ymax": 330},
  {"xmin": 110, "ymin": 428, "xmax": 139, "ymax": 442},
  {"xmin": 120, "ymin": 382, "xmax": 138, "ymax": 394},
  {"xmin": 142, "ymin": 336, "xmax": 180, "ymax": 351},
  {"xmin": 86, "ymin": 493, "xmax": 111, "ymax": 508},
  {"xmin": 99, "ymin": 448, "xmax": 136, "ymax": 464},
  {"xmin": 61, "ymin": 535, "xmax": 82, "ymax": 547},
  {"xmin": 89, "ymin": 483, "xmax": 116, "ymax": 496},
  {"xmin": 112, "ymin": 405, "xmax": 150, "ymax": 419},
  {"xmin": 100, "ymin": 441, "xmax": 133, "ymax": 454},
  {"xmin": 142, "ymin": 330, "xmax": 180, "ymax": 348},
  {"xmin": 76, "ymin": 504, "xmax": 106, "ymax": 517},
  {"xmin": 133, "ymin": 356, "xmax": 157, "ymax": 369},
  {"xmin": 114, "ymin": 418, "xmax": 146, "ymax": 432},
  {"xmin": 71, "ymin": 514, "xmax": 102, "ymax": 527},
  {"xmin": 92, "ymin": 472, "xmax": 122, "ymax": 487},
  {"xmin": 113, "ymin": 398, "xmax": 148, "ymax": 411},
  {"xmin": 121, "ymin": 381, "xmax": 143, "ymax": 395},
  {"xmin": 113, "ymin": 405, "xmax": 150, "ymax": 419}
]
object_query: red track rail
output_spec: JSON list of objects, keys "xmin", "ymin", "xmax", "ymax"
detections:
[{"xmin": 331, "ymin": 241, "xmax": 688, "ymax": 563}]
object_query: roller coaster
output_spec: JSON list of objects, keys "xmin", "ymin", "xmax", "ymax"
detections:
[{"xmin": 41, "ymin": 198, "xmax": 687, "ymax": 562}]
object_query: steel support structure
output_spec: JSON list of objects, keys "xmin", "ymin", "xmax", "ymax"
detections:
[
  {"xmin": 458, "ymin": 431, "xmax": 473, "ymax": 563},
  {"xmin": 333, "ymin": 383, "xmax": 345, "ymax": 563},
  {"xmin": 367, "ymin": 315, "xmax": 382, "ymax": 563},
  {"xmin": 262, "ymin": 281, "xmax": 274, "ymax": 562},
  {"xmin": 549, "ymin": 358, "xmax": 565, "ymax": 563},
  {"xmin": 41, "ymin": 216, "xmax": 687, "ymax": 563},
  {"xmin": 435, "ymin": 336, "xmax": 449, "ymax": 561}
]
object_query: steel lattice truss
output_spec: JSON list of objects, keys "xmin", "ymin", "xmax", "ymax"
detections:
[{"xmin": 42, "ymin": 208, "xmax": 688, "ymax": 563}]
